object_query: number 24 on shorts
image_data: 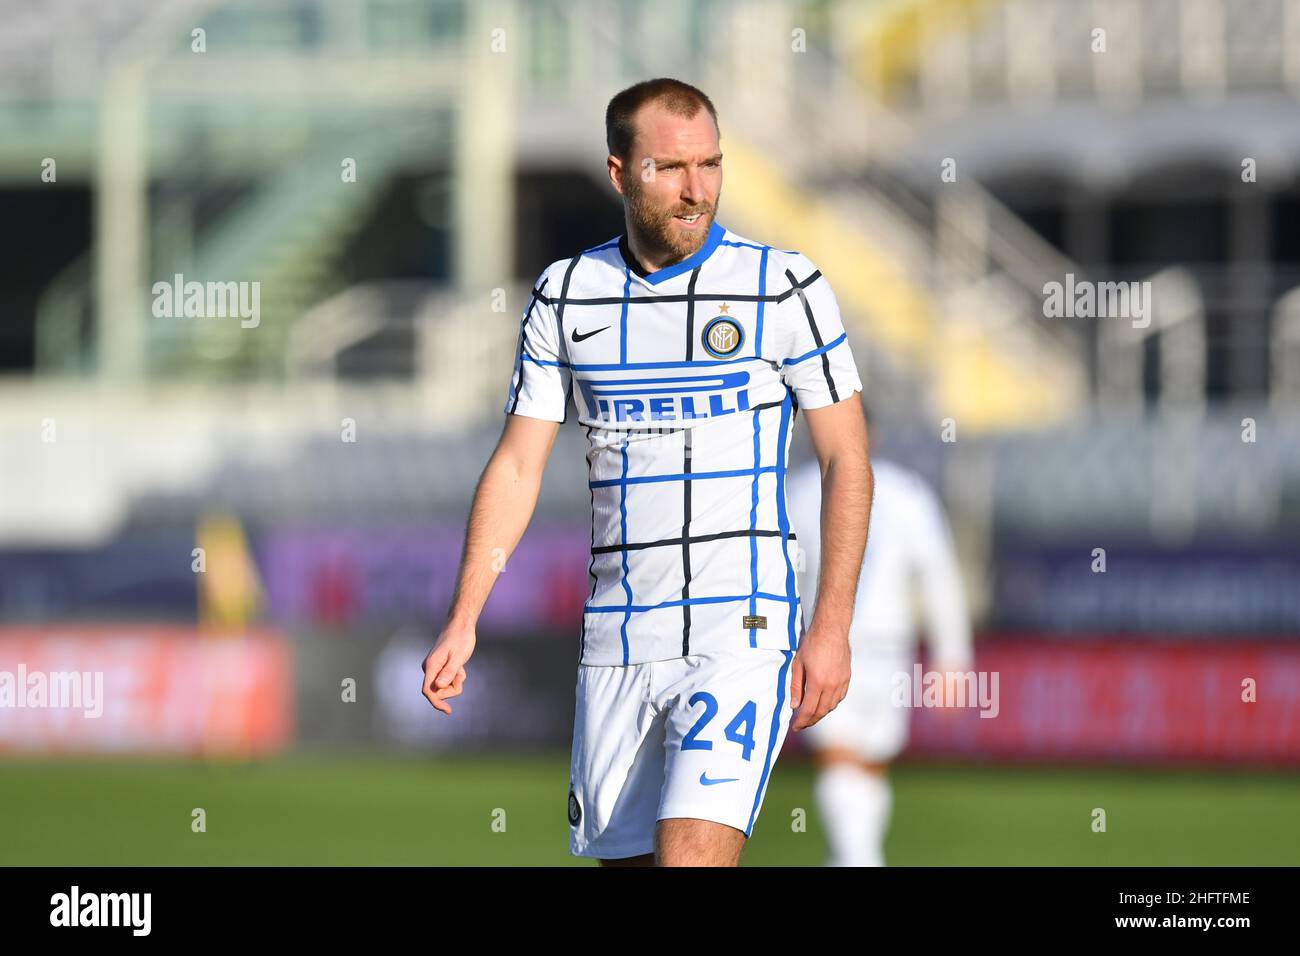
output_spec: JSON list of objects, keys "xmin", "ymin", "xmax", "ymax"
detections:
[{"xmin": 681, "ymin": 692, "xmax": 758, "ymax": 760}]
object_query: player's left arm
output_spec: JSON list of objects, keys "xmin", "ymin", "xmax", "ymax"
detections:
[
  {"xmin": 791, "ymin": 398, "xmax": 873, "ymax": 730},
  {"xmin": 776, "ymin": 253, "xmax": 872, "ymax": 730}
]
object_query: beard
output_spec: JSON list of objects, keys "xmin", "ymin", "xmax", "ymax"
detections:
[{"xmin": 622, "ymin": 172, "xmax": 719, "ymax": 264}]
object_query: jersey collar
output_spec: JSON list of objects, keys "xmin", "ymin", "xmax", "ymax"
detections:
[{"xmin": 618, "ymin": 220, "xmax": 726, "ymax": 286}]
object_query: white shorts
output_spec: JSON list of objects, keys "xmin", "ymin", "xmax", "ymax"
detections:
[
  {"xmin": 802, "ymin": 647, "xmax": 912, "ymax": 763},
  {"xmin": 567, "ymin": 649, "xmax": 795, "ymax": 860}
]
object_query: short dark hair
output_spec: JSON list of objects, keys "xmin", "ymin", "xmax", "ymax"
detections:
[{"xmin": 605, "ymin": 77, "xmax": 719, "ymax": 162}]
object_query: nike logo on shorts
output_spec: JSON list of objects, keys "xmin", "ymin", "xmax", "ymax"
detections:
[{"xmin": 699, "ymin": 772, "xmax": 739, "ymax": 786}]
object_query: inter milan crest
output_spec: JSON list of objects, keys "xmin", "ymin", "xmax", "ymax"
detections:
[
  {"xmin": 702, "ymin": 304, "xmax": 744, "ymax": 359},
  {"xmin": 568, "ymin": 788, "xmax": 582, "ymax": 827}
]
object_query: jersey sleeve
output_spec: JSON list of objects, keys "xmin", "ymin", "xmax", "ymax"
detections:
[
  {"xmin": 503, "ymin": 272, "xmax": 572, "ymax": 423},
  {"xmin": 775, "ymin": 253, "xmax": 864, "ymax": 409}
]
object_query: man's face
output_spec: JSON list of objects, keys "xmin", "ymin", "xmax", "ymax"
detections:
[{"xmin": 611, "ymin": 101, "xmax": 722, "ymax": 263}]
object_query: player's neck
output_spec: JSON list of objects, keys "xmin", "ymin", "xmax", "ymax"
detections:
[{"xmin": 623, "ymin": 225, "xmax": 689, "ymax": 275}]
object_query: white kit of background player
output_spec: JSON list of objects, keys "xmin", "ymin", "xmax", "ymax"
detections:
[
  {"xmin": 787, "ymin": 455, "xmax": 974, "ymax": 866},
  {"xmin": 504, "ymin": 221, "xmax": 864, "ymax": 859}
]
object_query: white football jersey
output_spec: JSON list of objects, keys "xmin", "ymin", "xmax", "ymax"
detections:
[
  {"xmin": 504, "ymin": 221, "xmax": 863, "ymax": 665},
  {"xmin": 786, "ymin": 457, "xmax": 973, "ymax": 669}
]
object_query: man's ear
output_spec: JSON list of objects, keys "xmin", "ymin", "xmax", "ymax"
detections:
[{"xmin": 607, "ymin": 155, "xmax": 625, "ymax": 196}]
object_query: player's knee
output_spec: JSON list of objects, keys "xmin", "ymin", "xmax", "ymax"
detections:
[
  {"xmin": 657, "ymin": 845, "xmax": 743, "ymax": 867},
  {"xmin": 656, "ymin": 819, "xmax": 745, "ymax": 867}
]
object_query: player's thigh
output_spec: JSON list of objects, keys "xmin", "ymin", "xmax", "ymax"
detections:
[
  {"xmin": 655, "ymin": 817, "xmax": 746, "ymax": 867},
  {"xmin": 658, "ymin": 649, "xmax": 795, "ymax": 841}
]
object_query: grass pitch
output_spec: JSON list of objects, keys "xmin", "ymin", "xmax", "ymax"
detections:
[{"xmin": 1, "ymin": 755, "xmax": 1296, "ymax": 866}]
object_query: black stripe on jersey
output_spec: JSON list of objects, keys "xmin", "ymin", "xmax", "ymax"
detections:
[
  {"xmin": 579, "ymin": 423, "xmax": 598, "ymax": 663},
  {"xmin": 678, "ymin": 261, "xmax": 704, "ymax": 654},
  {"xmin": 532, "ymin": 270, "xmax": 821, "ymax": 309},
  {"xmin": 508, "ymin": 278, "xmax": 548, "ymax": 416},
  {"xmin": 685, "ymin": 266, "xmax": 701, "ymax": 361},
  {"xmin": 681, "ymin": 426, "xmax": 693, "ymax": 656},
  {"xmin": 592, "ymin": 527, "xmax": 798, "ymax": 555},
  {"xmin": 784, "ymin": 267, "xmax": 838, "ymax": 403},
  {"xmin": 551, "ymin": 256, "xmax": 583, "ymax": 345}
]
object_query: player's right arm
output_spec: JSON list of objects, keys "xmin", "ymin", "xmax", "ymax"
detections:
[
  {"xmin": 422, "ymin": 413, "xmax": 561, "ymax": 713},
  {"xmin": 422, "ymin": 272, "xmax": 572, "ymax": 714},
  {"xmin": 775, "ymin": 252, "xmax": 869, "ymax": 731}
]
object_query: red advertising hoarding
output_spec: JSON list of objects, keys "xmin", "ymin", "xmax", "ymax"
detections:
[
  {"xmin": 0, "ymin": 626, "xmax": 293, "ymax": 756},
  {"xmin": 908, "ymin": 638, "xmax": 1300, "ymax": 766}
]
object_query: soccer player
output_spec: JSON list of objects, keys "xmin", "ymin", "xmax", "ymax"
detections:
[
  {"xmin": 421, "ymin": 77, "xmax": 872, "ymax": 867},
  {"xmin": 786, "ymin": 434, "xmax": 973, "ymax": 867}
]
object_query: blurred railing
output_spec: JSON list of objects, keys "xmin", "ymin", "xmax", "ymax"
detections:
[
  {"xmin": 877, "ymin": 0, "xmax": 1300, "ymax": 113},
  {"xmin": 1272, "ymin": 285, "xmax": 1300, "ymax": 414},
  {"xmin": 285, "ymin": 280, "xmax": 524, "ymax": 430}
]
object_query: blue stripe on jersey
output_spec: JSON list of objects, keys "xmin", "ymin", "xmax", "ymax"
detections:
[
  {"xmin": 777, "ymin": 389, "xmax": 798, "ymax": 650},
  {"xmin": 618, "ymin": 435, "xmax": 632, "ymax": 665},
  {"xmin": 583, "ymin": 237, "xmax": 621, "ymax": 255},
  {"xmin": 525, "ymin": 355, "xmax": 767, "ymax": 371},
  {"xmin": 621, "ymin": 434, "xmax": 637, "ymax": 665},
  {"xmin": 521, "ymin": 354, "xmax": 566, "ymax": 367},
  {"xmin": 746, "ymin": 246, "xmax": 771, "ymax": 648},
  {"xmin": 590, "ymin": 465, "xmax": 778, "ymax": 488},
  {"xmin": 785, "ymin": 331, "xmax": 848, "ymax": 366},
  {"xmin": 573, "ymin": 355, "xmax": 760, "ymax": 371},
  {"xmin": 748, "ymin": 407, "xmax": 761, "ymax": 648},
  {"xmin": 746, "ymin": 649, "xmax": 793, "ymax": 838},
  {"xmin": 585, "ymin": 591, "xmax": 796, "ymax": 613},
  {"xmin": 619, "ymin": 267, "xmax": 633, "ymax": 365}
]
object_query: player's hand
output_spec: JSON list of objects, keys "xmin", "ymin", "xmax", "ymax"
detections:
[
  {"xmin": 421, "ymin": 624, "xmax": 476, "ymax": 715},
  {"xmin": 789, "ymin": 626, "xmax": 851, "ymax": 732}
]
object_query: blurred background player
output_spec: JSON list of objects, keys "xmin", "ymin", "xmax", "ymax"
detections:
[{"xmin": 787, "ymin": 404, "xmax": 973, "ymax": 866}]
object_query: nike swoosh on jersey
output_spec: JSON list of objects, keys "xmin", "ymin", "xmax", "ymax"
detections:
[
  {"xmin": 699, "ymin": 772, "xmax": 740, "ymax": 786},
  {"xmin": 571, "ymin": 326, "xmax": 610, "ymax": 342}
]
